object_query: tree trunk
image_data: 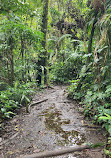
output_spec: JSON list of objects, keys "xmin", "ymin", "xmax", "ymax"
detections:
[
  {"xmin": 37, "ymin": 0, "xmax": 49, "ymax": 85},
  {"xmin": 87, "ymin": 15, "xmax": 97, "ymax": 63},
  {"xmin": 9, "ymin": 36, "xmax": 14, "ymax": 86},
  {"xmin": 21, "ymin": 36, "xmax": 24, "ymax": 80}
]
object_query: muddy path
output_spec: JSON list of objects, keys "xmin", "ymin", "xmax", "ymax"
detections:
[{"xmin": 0, "ymin": 85, "xmax": 107, "ymax": 158}]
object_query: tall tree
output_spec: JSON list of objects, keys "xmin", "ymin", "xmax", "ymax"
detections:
[
  {"xmin": 37, "ymin": 0, "xmax": 49, "ymax": 85},
  {"xmin": 87, "ymin": 0, "xmax": 105, "ymax": 63}
]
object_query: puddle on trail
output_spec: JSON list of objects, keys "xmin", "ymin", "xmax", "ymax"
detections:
[{"xmin": 39, "ymin": 106, "xmax": 86, "ymax": 147}]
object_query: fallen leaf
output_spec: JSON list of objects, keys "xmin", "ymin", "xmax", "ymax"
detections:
[
  {"xmin": 14, "ymin": 125, "xmax": 19, "ymax": 131},
  {"xmin": 41, "ymin": 132, "xmax": 44, "ymax": 136},
  {"xmin": 7, "ymin": 151, "xmax": 14, "ymax": 155},
  {"xmin": 33, "ymin": 149, "xmax": 40, "ymax": 153},
  {"xmin": 81, "ymin": 120, "xmax": 84, "ymax": 125}
]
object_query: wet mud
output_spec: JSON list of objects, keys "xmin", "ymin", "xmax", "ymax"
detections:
[{"xmin": 0, "ymin": 85, "xmax": 107, "ymax": 158}]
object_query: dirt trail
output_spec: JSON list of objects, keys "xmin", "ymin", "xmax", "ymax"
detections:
[{"xmin": 0, "ymin": 85, "xmax": 106, "ymax": 158}]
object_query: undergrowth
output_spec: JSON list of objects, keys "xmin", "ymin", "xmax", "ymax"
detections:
[{"xmin": 0, "ymin": 81, "xmax": 36, "ymax": 120}]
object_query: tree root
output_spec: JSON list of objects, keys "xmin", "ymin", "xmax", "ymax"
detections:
[
  {"xmin": 29, "ymin": 98, "xmax": 48, "ymax": 112},
  {"xmin": 21, "ymin": 144, "xmax": 90, "ymax": 158}
]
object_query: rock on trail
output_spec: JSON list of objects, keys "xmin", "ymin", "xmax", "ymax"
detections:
[{"xmin": 0, "ymin": 85, "xmax": 106, "ymax": 158}]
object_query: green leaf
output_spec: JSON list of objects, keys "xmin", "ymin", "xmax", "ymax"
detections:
[
  {"xmin": 108, "ymin": 128, "xmax": 111, "ymax": 135},
  {"xmin": 104, "ymin": 149, "xmax": 111, "ymax": 156},
  {"xmin": 1, "ymin": 108, "xmax": 6, "ymax": 113},
  {"xmin": 99, "ymin": 116, "xmax": 110, "ymax": 120},
  {"xmin": 24, "ymin": 96, "xmax": 30, "ymax": 102},
  {"xmin": 21, "ymin": 94, "xmax": 25, "ymax": 102},
  {"xmin": 99, "ymin": 113, "xmax": 111, "ymax": 120}
]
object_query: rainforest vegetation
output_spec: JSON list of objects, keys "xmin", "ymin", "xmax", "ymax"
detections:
[{"xmin": 0, "ymin": 0, "xmax": 111, "ymax": 156}]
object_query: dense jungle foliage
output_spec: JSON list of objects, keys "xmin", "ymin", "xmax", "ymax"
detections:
[{"xmin": 0, "ymin": 0, "xmax": 111, "ymax": 156}]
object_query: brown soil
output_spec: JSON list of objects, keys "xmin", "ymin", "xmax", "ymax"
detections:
[{"xmin": 0, "ymin": 85, "xmax": 107, "ymax": 158}]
